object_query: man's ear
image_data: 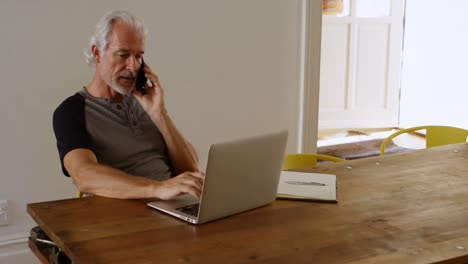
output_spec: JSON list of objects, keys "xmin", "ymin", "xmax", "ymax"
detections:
[{"xmin": 91, "ymin": 45, "xmax": 101, "ymax": 63}]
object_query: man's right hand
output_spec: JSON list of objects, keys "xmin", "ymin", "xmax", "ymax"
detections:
[{"xmin": 154, "ymin": 172, "xmax": 205, "ymax": 200}]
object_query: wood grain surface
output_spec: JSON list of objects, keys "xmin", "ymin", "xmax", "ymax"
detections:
[{"xmin": 27, "ymin": 143, "xmax": 468, "ymax": 264}]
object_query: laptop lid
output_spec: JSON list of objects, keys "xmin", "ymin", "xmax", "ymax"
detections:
[
  {"xmin": 147, "ymin": 130, "xmax": 288, "ymax": 224},
  {"xmin": 197, "ymin": 130, "xmax": 288, "ymax": 224}
]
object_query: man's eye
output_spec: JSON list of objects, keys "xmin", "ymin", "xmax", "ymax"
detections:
[{"xmin": 118, "ymin": 54, "xmax": 129, "ymax": 59}]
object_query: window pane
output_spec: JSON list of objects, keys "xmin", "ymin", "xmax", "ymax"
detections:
[
  {"xmin": 323, "ymin": 0, "xmax": 350, "ymax": 17},
  {"xmin": 356, "ymin": 0, "xmax": 391, "ymax": 17}
]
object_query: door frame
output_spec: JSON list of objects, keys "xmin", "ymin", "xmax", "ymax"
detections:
[{"xmin": 299, "ymin": 0, "xmax": 322, "ymax": 153}]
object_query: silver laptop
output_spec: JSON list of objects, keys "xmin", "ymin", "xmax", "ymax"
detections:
[{"xmin": 147, "ymin": 130, "xmax": 288, "ymax": 224}]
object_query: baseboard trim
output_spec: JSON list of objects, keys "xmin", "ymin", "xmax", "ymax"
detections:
[
  {"xmin": 0, "ymin": 232, "xmax": 29, "ymax": 257},
  {"xmin": 0, "ymin": 248, "xmax": 31, "ymax": 258}
]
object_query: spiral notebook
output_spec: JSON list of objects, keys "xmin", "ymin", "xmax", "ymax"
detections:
[{"xmin": 277, "ymin": 171, "xmax": 337, "ymax": 202}]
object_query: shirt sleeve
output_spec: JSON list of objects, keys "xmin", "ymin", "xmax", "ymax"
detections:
[{"xmin": 53, "ymin": 93, "xmax": 93, "ymax": 176}]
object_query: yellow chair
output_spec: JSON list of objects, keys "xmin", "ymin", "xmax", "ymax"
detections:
[
  {"xmin": 283, "ymin": 153, "xmax": 345, "ymax": 170},
  {"xmin": 380, "ymin": 125, "xmax": 468, "ymax": 155},
  {"xmin": 77, "ymin": 192, "xmax": 83, "ymax": 198}
]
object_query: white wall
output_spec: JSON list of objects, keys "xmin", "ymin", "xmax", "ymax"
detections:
[
  {"xmin": 0, "ymin": 0, "xmax": 318, "ymax": 260},
  {"xmin": 400, "ymin": 0, "xmax": 468, "ymax": 129}
]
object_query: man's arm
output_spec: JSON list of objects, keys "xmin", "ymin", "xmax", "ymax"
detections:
[
  {"xmin": 153, "ymin": 113, "xmax": 200, "ymax": 175},
  {"xmin": 65, "ymin": 148, "xmax": 203, "ymax": 199},
  {"xmin": 133, "ymin": 64, "xmax": 200, "ymax": 175}
]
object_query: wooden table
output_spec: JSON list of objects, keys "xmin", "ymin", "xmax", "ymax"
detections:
[{"xmin": 27, "ymin": 143, "xmax": 468, "ymax": 264}]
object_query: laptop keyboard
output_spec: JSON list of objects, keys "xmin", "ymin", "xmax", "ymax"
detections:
[{"xmin": 176, "ymin": 203, "xmax": 200, "ymax": 217}]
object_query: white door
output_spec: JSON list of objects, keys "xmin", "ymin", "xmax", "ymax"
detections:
[{"xmin": 319, "ymin": 0, "xmax": 405, "ymax": 129}]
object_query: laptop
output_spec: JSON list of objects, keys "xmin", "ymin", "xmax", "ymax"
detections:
[{"xmin": 147, "ymin": 130, "xmax": 288, "ymax": 224}]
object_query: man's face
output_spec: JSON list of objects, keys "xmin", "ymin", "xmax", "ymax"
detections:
[{"xmin": 98, "ymin": 22, "xmax": 145, "ymax": 95}]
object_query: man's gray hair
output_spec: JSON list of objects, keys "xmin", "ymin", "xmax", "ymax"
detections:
[{"xmin": 84, "ymin": 10, "xmax": 148, "ymax": 67}]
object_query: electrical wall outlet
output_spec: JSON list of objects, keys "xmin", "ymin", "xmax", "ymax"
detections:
[{"xmin": 0, "ymin": 200, "xmax": 8, "ymax": 226}]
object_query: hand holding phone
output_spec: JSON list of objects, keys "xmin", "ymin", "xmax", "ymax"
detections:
[{"xmin": 135, "ymin": 58, "xmax": 148, "ymax": 95}]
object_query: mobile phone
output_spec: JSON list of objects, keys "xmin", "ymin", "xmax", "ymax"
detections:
[{"xmin": 135, "ymin": 58, "xmax": 147, "ymax": 95}]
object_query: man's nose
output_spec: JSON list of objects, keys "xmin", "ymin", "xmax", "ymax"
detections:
[{"xmin": 126, "ymin": 56, "xmax": 138, "ymax": 73}]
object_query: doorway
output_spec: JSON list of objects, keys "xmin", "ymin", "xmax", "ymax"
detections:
[{"xmin": 319, "ymin": 0, "xmax": 406, "ymax": 130}]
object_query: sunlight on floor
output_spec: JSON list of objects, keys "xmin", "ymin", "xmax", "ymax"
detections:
[{"xmin": 318, "ymin": 128, "xmax": 426, "ymax": 149}]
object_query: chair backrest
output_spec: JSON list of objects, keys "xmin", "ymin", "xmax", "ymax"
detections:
[
  {"xmin": 380, "ymin": 125, "xmax": 468, "ymax": 155},
  {"xmin": 425, "ymin": 126, "xmax": 468, "ymax": 148},
  {"xmin": 283, "ymin": 153, "xmax": 345, "ymax": 170}
]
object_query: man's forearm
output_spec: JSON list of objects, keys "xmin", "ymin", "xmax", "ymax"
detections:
[
  {"xmin": 151, "ymin": 112, "xmax": 199, "ymax": 174},
  {"xmin": 74, "ymin": 163, "xmax": 159, "ymax": 199}
]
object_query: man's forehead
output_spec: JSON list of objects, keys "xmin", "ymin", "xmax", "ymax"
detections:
[
  {"xmin": 107, "ymin": 42, "xmax": 145, "ymax": 53},
  {"xmin": 107, "ymin": 38, "xmax": 145, "ymax": 53},
  {"xmin": 107, "ymin": 23, "xmax": 145, "ymax": 51},
  {"xmin": 113, "ymin": 48, "xmax": 144, "ymax": 53}
]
